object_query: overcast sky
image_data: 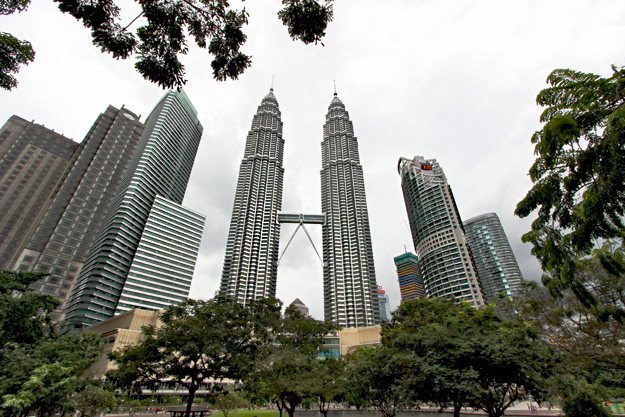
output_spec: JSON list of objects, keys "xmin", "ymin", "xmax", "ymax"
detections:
[{"xmin": 1, "ymin": 0, "xmax": 624, "ymax": 319}]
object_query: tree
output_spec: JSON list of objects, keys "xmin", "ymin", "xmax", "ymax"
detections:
[
  {"xmin": 383, "ymin": 299, "xmax": 478, "ymax": 417},
  {"xmin": 108, "ymin": 297, "xmax": 281, "ymax": 417},
  {"xmin": 513, "ymin": 254, "xmax": 625, "ymax": 373},
  {"xmin": 213, "ymin": 391, "xmax": 248, "ymax": 417},
  {"xmin": 2, "ymin": 0, "xmax": 335, "ymax": 90},
  {"xmin": 0, "ymin": 271, "xmax": 102, "ymax": 417},
  {"xmin": 244, "ymin": 305, "xmax": 336, "ymax": 417},
  {"xmin": 0, "ymin": 32, "xmax": 35, "ymax": 90},
  {"xmin": 71, "ymin": 384, "xmax": 116, "ymax": 417},
  {"xmin": 383, "ymin": 298, "xmax": 559, "ymax": 417},
  {"xmin": 511, "ymin": 251, "xmax": 625, "ymax": 409},
  {"xmin": 307, "ymin": 357, "xmax": 345, "ymax": 417},
  {"xmin": 515, "ymin": 65, "xmax": 625, "ymax": 307},
  {"xmin": 0, "ymin": 270, "xmax": 58, "ymax": 346},
  {"xmin": 0, "ymin": 332, "xmax": 103, "ymax": 417},
  {"xmin": 343, "ymin": 345, "xmax": 408, "ymax": 417}
]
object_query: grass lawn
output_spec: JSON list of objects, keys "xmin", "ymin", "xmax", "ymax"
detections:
[{"xmin": 210, "ymin": 410, "xmax": 280, "ymax": 417}]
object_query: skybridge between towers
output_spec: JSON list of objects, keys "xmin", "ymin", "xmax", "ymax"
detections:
[{"xmin": 277, "ymin": 213, "xmax": 326, "ymax": 266}]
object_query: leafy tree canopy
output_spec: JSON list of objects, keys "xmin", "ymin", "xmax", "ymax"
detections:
[
  {"xmin": 516, "ymin": 66, "xmax": 625, "ymax": 306},
  {"xmin": 0, "ymin": 270, "xmax": 58, "ymax": 347},
  {"xmin": 0, "ymin": 32, "xmax": 35, "ymax": 90},
  {"xmin": 0, "ymin": 332, "xmax": 103, "ymax": 417},
  {"xmin": 343, "ymin": 345, "xmax": 408, "ymax": 417},
  {"xmin": 307, "ymin": 357, "xmax": 345, "ymax": 417},
  {"xmin": 71, "ymin": 384, "xmax": 116, "ymax": 417},
  {"xmin": 108, "ymin": 297, "xmax": 282, "ymax": 417},
  {"xmin": 383, "ymin": 298, "xmax": 559, "ymax": 417},
  {"xmin": 244, "ymin": 305, "xmax": 337, "ymax": 417},
  {"xmin": 512, "ymin": 248, "xmax": 625, "ymax": 406},
  {"xmin": 0, "ymin": 271, "xmax": 103, "ymax": 417},
  {"xmin": 2, "ymin": 0, "xmax": 334, "ymax": 89},
  {"xmin": 213, "ymin": 391, "xmax": 248, "ymax": 417}
]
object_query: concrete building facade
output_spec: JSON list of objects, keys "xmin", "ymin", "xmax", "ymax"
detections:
[
  {"xmin": 10, "ymin": 107, "xmax": 144, "ymax": 320},
  {"xmin": 0, "ymin": 116, "xmax": 78, "ymax": 270}
]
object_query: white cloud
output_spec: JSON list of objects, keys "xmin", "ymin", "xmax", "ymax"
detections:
[{"xmin": 1, "ymin": 0, "xmax": 624, "ymax": 319}]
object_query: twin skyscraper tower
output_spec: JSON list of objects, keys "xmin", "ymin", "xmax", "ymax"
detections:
[{"xmin": 221, "ymin": 89, "xmax": 381, "ymax": 328}]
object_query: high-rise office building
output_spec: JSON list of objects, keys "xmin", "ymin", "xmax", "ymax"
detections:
[
  {"xmin": 10, "ymin": 107, "xmax": 144, "ymax": 319},
  {"xmin": 220, "ymin": 89, "xmax": 284, "ymax": 303},
  {"xmin": 398, "ymin": 156, "xmax": 484, "ymax": 308},
  {"xmin": 0, "ymin": 116, "xmax": 78, "ymax": 270},
  {"xmin": 321, "ymin": 93, "xmax": 380, "ymax": 327},
  {"xmin": 64, "ymin": 89, "xmax": 204, "ymax": 332},
  {"xmin": 377, "ymin": 286, "xmax": 391, "ymax": 322},
  {"xmin": 116, "ymin": 195, "xmax": 205, "ymax": 315},
  {"xmin": 394, "ymin": 251, "xmax": 425, "ymax": 301},
  {"xmin": 463, "ymin": 212, "xmax": 523, "ymax": 303}
]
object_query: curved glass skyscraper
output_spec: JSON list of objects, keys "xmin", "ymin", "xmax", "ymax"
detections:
[
  {"xmin": 463, "ymin": 212, "xmax": 523, "ymax": 303},
  {"xmin": 321, "ymin": 93, "xmax": 379, "ymax": 327},
  {"xmin": 398, "ymin": 156, "xmax": 485, "ymax": 308},
  {"xmin": 220, "ymin": 89, "xmax": 284, "ymax": 303},
  {"xmin": 65, "ymin": 89, "xmax": 204, "ymax": 332}
]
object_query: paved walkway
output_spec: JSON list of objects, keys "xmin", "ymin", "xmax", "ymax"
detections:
[{"xmin": 105, "ymin": 402, "xmax": 563, "ymax": 417}]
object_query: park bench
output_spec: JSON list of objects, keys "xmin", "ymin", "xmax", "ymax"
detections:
[{"xmin": 166, "ymin": 406, "xmax": 211, "ymax": 417}]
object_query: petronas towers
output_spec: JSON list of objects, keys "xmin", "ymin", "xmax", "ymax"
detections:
[
  {"xmin": 321, "ymin": 94, "xmax": 379, "ymax": 327},
  {"xmin": 221, "ymin": 89, "xmax": 284, "ymax": 302},
  {"xmin": 221, "ymin": 90, "xmax": 380, "ymax": 327}
]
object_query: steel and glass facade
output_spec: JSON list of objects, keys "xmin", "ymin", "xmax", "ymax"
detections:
[
  {"xmin": 394, "ymin": 252, "xmax": 425, "ymax": 301},
  {"xmin": 11, "ymin": 107, "xmax": 144, "ymax": 320},
  {"xmin": 65, "ymin": 89, "xmax": 203, "ymax": 332},
  {"xmin": 321, "ymin": 94, "xmax": 379, "ymax": 327},
  {"xmin": 398, "ymin": 156, "xmax": 484, "ymax": 308},
  {"xmin": 116, "ymin": 196, "xmax": 205, "ymax": 314},
  {"xmin": 220, "ymin": 89, "xmax": 284, "ymax": 304},
  {"xmin": 463, "ymin": 212, "xmax": 523, "ymax": 303},
  {"xmin": 378, "ymin": 286, "xmax": 391, "ymax": 322}
]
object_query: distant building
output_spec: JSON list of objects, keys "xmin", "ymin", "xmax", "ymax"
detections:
[
  {"xmin": 64, "ymin": 90, "xmax": 205, "ymax": 333},
  {"xmin": 398, "ymin": 156, "xmax": 485, "ymax": 308},
  {"xmin": 377, "ymin": 286, "xmax": 391, "ymax": 321},
  {"xmin": 463, "ymin": 213, "xmax": 523, "ymax": 303},
  {"xmin": 394, "ymin": 252, "xmax": 425, "ymax": 301},
  {"xmin": 290, "ymin": 298, "xmax": 310, "ymax": 316},
  {"xmin": 321, "ymin": 325, "xmax": 383, "ymax": 358},
  {"xmin": 0, "ymin": 116, "xmax": 78, "ymax": 270},
  {"xmin": 338, "ymin": 325, "xmax": 381, "ymax": 355},
  {"xmin": 87, "ymin": 308, "xmax": 230, "ymax": 398},
  {"xmin": 87, "ymin": 308, "xmax": 162, "ymax": 379},
  {"xmin": 10, "ymin": 106, "xmax": 144, "ymax": 321}
]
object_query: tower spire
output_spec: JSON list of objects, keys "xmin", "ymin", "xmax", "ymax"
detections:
[
  {"xmin": 333, "ymin": 80, "xmax": 337, "ymax": 96},
  {"xmin": 271, "ymin": 75, "xmax": 274, "ymax": 92}
]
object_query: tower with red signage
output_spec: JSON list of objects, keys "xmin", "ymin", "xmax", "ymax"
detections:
[{"xmin": 398, "ymin": 156, "xmax": 485, "ymax": 308}]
